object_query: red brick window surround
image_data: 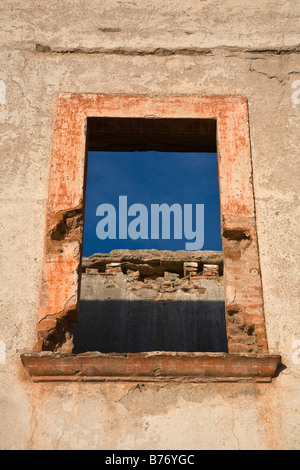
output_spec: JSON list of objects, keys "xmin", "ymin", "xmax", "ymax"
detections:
[{"xmin": 21, "ymin": 94, "xmax": 281, "ymax": 383}]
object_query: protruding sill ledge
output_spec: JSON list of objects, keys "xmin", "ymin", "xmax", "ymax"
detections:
[{"xmin": 21, "ymin": 352, "xmax": 281, "ymax": 383}]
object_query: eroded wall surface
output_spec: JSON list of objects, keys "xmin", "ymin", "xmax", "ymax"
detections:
[{"xmin": 0, "ymin": 0, "xmax": 299, "ymax": 449}]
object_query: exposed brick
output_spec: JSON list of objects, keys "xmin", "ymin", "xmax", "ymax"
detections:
[{"xmin": 203, "ymin": 264, "xmax": 219, "ymax": 277}]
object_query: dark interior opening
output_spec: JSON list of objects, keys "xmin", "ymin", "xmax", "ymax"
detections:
[
  {"xmin": 74, "ymin": 300, "xmax": 227, "ymax": 354},
  {"xmin": 87, "ymin": 117, "xmax": 217, "ymax": 153}
]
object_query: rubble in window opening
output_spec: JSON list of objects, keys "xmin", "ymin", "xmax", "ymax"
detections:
[{"xmin": 80, "ymin": 249, "xmax": 224, "ymax": 301}]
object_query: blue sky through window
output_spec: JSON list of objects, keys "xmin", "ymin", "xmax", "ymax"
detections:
[{"xmin": 82, "ymin": 151, "xmax": 222, "ymax": 256}]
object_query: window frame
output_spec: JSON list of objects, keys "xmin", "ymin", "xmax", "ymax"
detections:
[{"xmin": 21, "ymin": 94, "xmax": 281, "ymax": 383}]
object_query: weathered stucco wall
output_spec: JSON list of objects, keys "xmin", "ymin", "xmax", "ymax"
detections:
[{"xmin": 0, "ymin": 0, "xmax": 299, "ymax": 450}]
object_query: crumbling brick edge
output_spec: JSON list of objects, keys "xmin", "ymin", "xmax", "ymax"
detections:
[{"xmin": 21, "ymin": 352, "xmax": 282, "ymax": 383}]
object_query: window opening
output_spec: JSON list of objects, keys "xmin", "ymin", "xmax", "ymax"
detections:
[{"xmin": 73, "ymin": 118, "xmax": 227, "ymax": 354}]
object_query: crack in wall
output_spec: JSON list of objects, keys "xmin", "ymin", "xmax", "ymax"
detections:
[
  {"xmin": 232, "ymin": 414, "xmax": 240, "ymax": 450},
  {"xmin": 249, "ymin": 63, "xmax": 285, "ymax": 84},
  {"xmin": 35, "ymin": 43, "xmax": 300, "ymax": 57}
]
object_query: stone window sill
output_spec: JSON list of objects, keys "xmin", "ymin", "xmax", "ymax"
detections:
[{"xmin": 21, "ymin": 352, "xmax": 281, "ymax": 383}]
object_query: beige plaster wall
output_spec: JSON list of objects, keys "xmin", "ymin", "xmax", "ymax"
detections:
[{"xmin": 0, "ymin": 0, "xmax": 299, "ymax": 449}]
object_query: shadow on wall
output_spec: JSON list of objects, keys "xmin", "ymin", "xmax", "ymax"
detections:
[{"xmin": 73, "ymin": 300, "xmax": 228, "ymax": 354}]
